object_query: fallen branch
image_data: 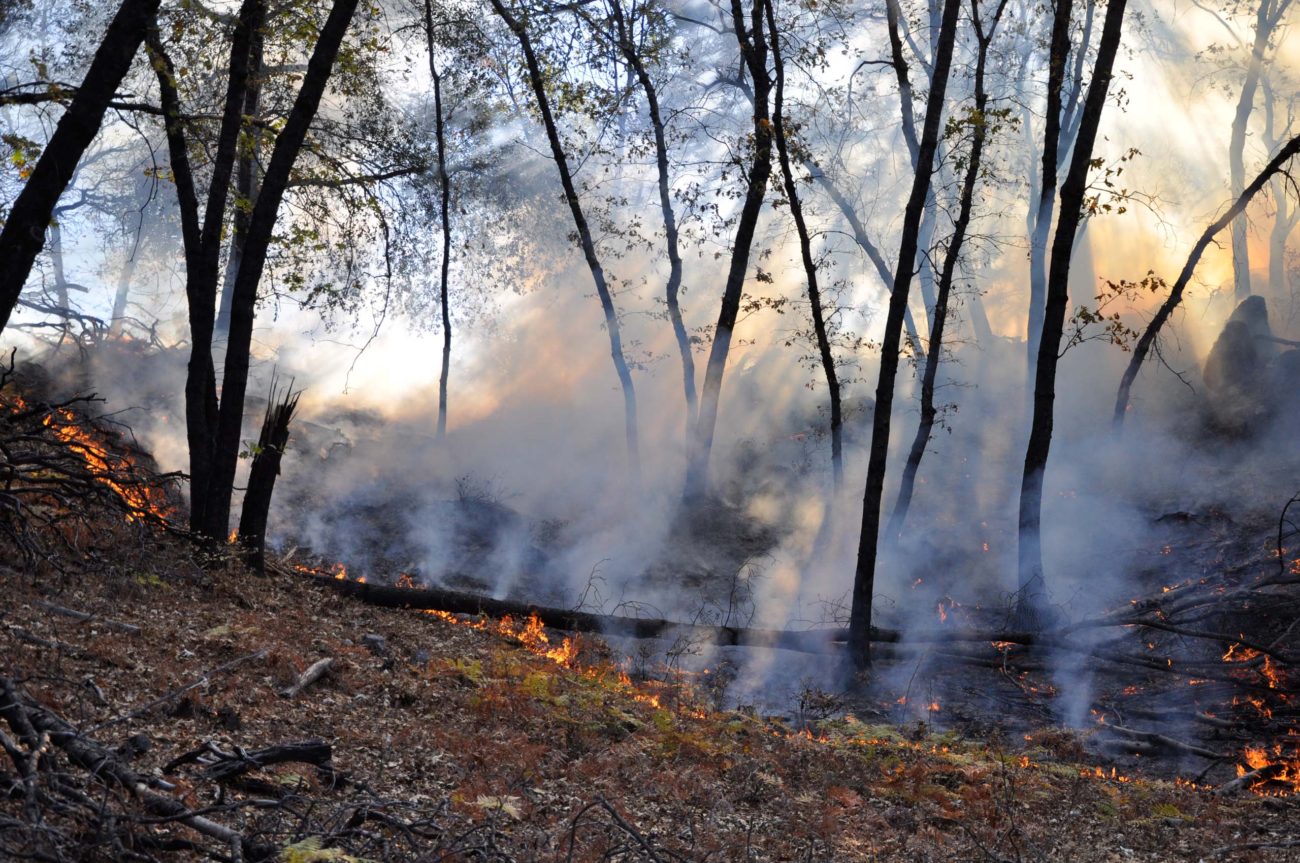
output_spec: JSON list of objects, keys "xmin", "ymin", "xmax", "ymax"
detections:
[
  {"xmin": 281, "ymin": 657, "xmax": 334, "ymax": 698},
  {"xmin": 0, "ymin": 678, "xmax": 275, "ymax": 860},
  {"xmin": 1098, "ymin": 723, "xmax": 1227, "ymax": 760},
  {"xmin": 34, "ymin": 600, "xmax": 141, "ymax": 634},
  {"xmin": 1214, "ymin": 762, "xmax": 1286, "ymax": 796}
]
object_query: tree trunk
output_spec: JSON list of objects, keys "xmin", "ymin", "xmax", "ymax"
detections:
[
  {"xmin": 889, "ymin": 0, "xmax": 1006, "ymax": 539},
  {"xmin": 1112, "ymin": 131, "xmax": 1300, "ymax": 428},
  {"xmin": 1228, "ymin": 0, "xmax": 1287, "ymax": 299},
  {"xmin": 147, "ymin": 0, "xmax": 264, "ymax": 539},
  {"xmin": 606, "ymin": 0, "xmax": 696, "ymax": 433},
  {"xmin": 683, "ymin": 0, "xmax": 773, "ymax": 498},
  {"xmin": 108, "ymin": 232, "xmax": 141, "ymax": 335},
  {"xmin": 424, "ymin": 0, "xmax": 454, "ymax": 441},
  {"xmin": 847, "ymin": 0, "xmax": 962, "ymax": 670},
  {"xmin": 1025, "ymin": 0, "xmax": 1074, "ymax": 384},
  {"xmin": 767, "ymin": 0, "xmax": 842, "ymax": 489},
  {"xmin": 215, "ymin": 18, "xmax": 264, "ymax": 341},
  {"xmin": 0, "ymin": 0, "xmax": 161, "ymax": 335},
  {"xmin": 238, "ymin": 380, "xmax": 300, "ymax": 573},
  {"xmin": 207, "ymin": 0, "xmax": 363, "ymax": 540},
  {"xmin": 1017, "ymin": 0, "xmax": 1128, "ymax": 624},
  {"xmin": 489, "ymin": 0, "xmax": 641, "ymax": 480}
]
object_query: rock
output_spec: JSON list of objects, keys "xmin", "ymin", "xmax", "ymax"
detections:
[{"xmin": 361, "ymin": 633, "xmax": 388, "ymax": 655}]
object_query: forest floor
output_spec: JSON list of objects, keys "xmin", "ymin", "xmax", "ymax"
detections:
[{"xmin": 2, "ymin": 537, "xmax": 1299, "ymax": 863}]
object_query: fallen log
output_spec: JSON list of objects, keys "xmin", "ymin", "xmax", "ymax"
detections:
[
  {"xmin": 1215, "ymin": 762, "xmax": 1284, "ymax": 796},
  {"xmin": 296, "ymin": 570, "xmax": 1046, "ymax": 653},
  {"xmin": 0, "ymin": 678, "xmax": 276, "ymax": 861}
]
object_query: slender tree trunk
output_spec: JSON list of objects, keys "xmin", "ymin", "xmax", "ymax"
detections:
[
  {"xmin": 1269, "ymin": 176, "xmax": 1297, "ymax": 297},
  {"xmin": 683, "ymin": 0, "xmax": 773, "ymax": 498},
  {"xmin": 884, "ymin": 0, "xmax": 933, "ymax": 343},
  {"xmin": 423, "ymin": 0, "xmax": 453, "ymax": 441},
  {"xmin": 1025, "ymin": 0, "xmax": 1074, "ymax": 381},
  {"xmin": 1228, "ymin": 0, "xmax": 1291, "ymax": 299},
  {"xmin": 0, "ymin": 0, "xmax": 161, "ymax": 335},
  {"xmin": 847, "ymin": 0, "xmax": 962, "ymax": 670},
  {"xmin": 207, "ymin": 0, "xmax": 363, "ymax": 539},
  {"xmin": 1112, "ymin": 131, "xmax": 1300, "ymax": 428},
  {"xmin": 889, "ymin": 0, "xmax": 1006, "ymax": 539},
  {"xmin": 766, "ymin": 0, "xmax": 842, "ymax": 489},
  {"xmin": 108, "ymin": 230, "xmax": 141, "ymax": 335},
  {"xmin": 605, "ymin": 0, "xmax": 696, "ymax": 432},
  {"xmin": 1017, "ymin": 0, "xmax": 1128, "ymax": 624},
  {"xmin": 489, "ymin": 0, "xmax": 640, "ymax": 480},
  {"xmin": 1261, "ymin": 80, "xmax": 1299, "ymax": 300}
]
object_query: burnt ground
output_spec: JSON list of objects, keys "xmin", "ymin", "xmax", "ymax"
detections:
[{"xmin": 2, "ymin": 533, "xmax": 1299, "ymax": 862}]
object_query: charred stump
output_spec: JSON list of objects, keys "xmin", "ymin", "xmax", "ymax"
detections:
[{"xmin": 238, "ymin": 379, "xmax": 300, "ymax": 573}]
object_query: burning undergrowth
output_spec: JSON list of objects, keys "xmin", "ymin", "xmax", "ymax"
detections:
[{"xmin": 0, "ymin": 353, "xmax": 179, "ymax": 564}]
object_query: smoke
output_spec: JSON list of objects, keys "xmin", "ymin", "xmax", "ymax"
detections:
[{"xmin": 4, "ymin": 0, "xmax": 1299, "ymax": 731}]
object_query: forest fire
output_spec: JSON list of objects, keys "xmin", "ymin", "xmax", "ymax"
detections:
[{"xmin": 1, "ymin": 388, "xmax": 173, "ymax": 528}]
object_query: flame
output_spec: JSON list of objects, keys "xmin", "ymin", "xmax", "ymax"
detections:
[
  {"xmin": 1233, "ymin": 744, "xmax": 1300, "ymax": 795},
  {"xmin": 937, "ymin": 602, "xmax": 948, "ymax": 624},
  {"xmin": 12, "ymin": 401, "xmax": 173, "ymax": 523}
]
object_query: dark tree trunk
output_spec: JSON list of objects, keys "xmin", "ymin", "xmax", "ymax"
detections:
[
  {"xmin": 889, "ymin": 0, "xmax": 1007, "ymax": 539},
  {"xmin": 1017, "ymin": 0, "xmax": 1128, "ymax": 624},
  {"xmin": 0, "ymin": 0, "xmax": 160, "ymax": 335},
  {"xmin": 423, "ymin": 0, "xmax": 454, "ymax": 441},
  {"xmin": 147, "ymin": 0, "xmax": 265, "ymax": 539},
  {"xmin": 489, "ymin": 0, "xmax": 641, "ymax": 479},
  {"xmin": 846, "ymin": 0, "xmax": 962, "ymax": 670},
  {"xmin": 238, "ymin": 380, "xmax": 300, "ymax": 573},
  {"xmin": 208, "ymin": 0, "xmax": 363, "ymax": 540},
  {"xmin": 1112, "ymin": 131, "xmax": 1300, "ymax": 429},
  {"xmin": 606, "ymin": 0, "xmax": 696, "ymax": 433},
  {"xmin": 766, "ymin": 0, "xmax": 842, "ymax": 489},
  {"xmin": 683, "ymin": 0, "xmax": 773, "ymax": 498}
]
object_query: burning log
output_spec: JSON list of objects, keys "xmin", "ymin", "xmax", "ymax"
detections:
[
  {"xmin": 281, "ymin": 657, "xmax": 335, "ymax": 698},
  {"xmin": 293, "ymin": 569, "xmax": 848, "ymax": 654},
  {"xmin": 1215, "ymin": 762, "xmax": 1286, "ymax": 796}
]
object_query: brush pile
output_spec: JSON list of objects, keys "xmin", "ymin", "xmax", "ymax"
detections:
[{"xmin": 0, "ymin": 352, "xmax": 177, "ymax": 564}]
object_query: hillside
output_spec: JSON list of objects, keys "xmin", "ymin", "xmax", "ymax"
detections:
[{"xmin": 3, "ymin": 542, "xmax": 1298, "ymax": 862}]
